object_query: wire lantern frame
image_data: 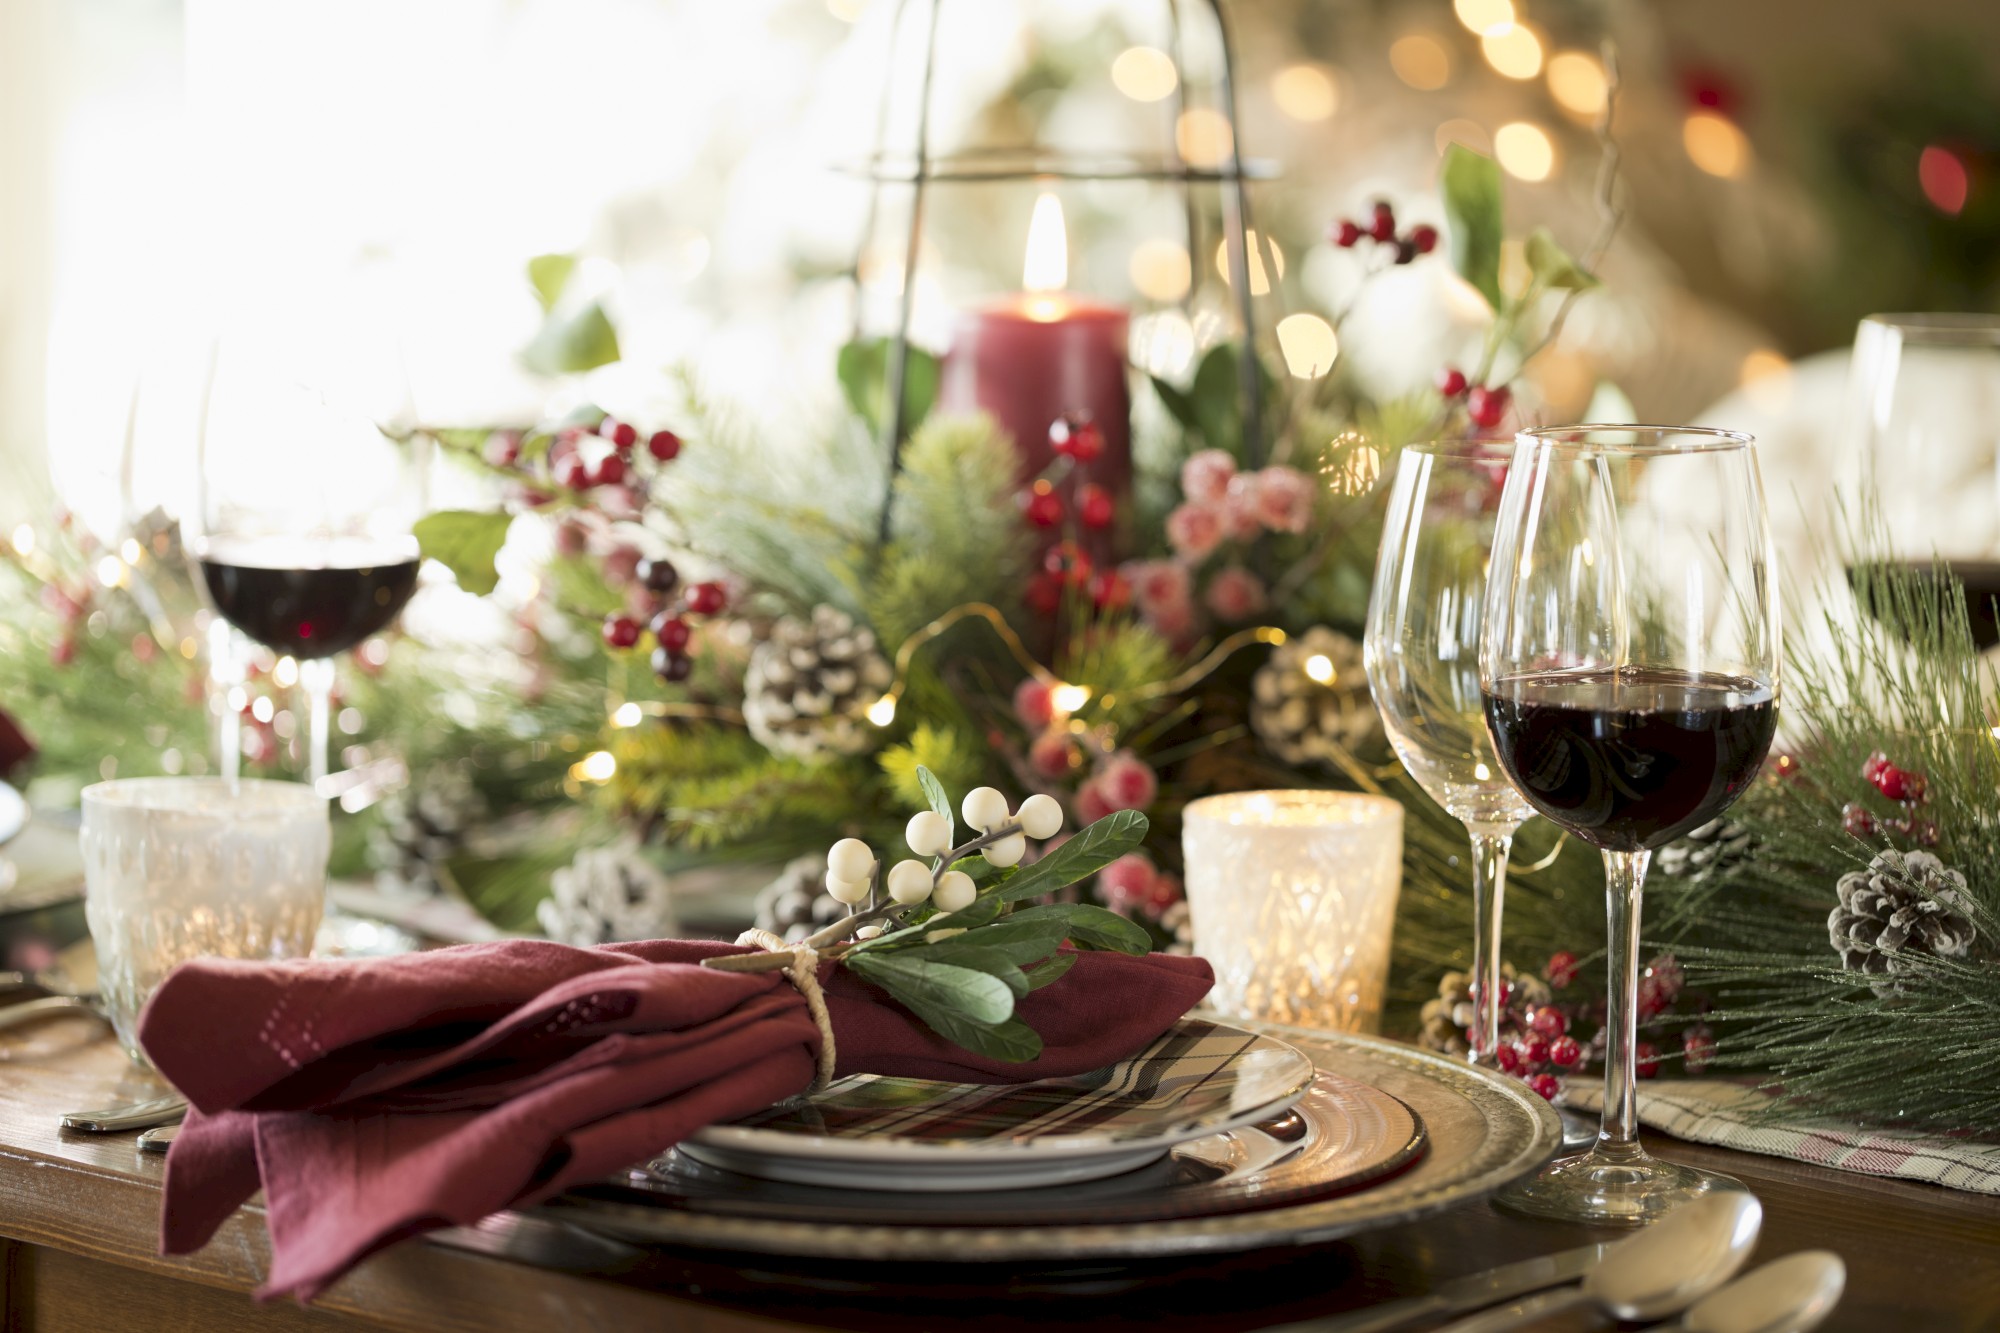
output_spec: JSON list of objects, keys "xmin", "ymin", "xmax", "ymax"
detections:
[{"xmin": 845, "ymin": 0, "xmax": 1278, "ymax": 541}]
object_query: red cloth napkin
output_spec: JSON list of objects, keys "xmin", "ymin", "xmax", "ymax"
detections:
[{"xmin": 137, "ymin": 938, "xmax": 1213, "ymax": 1301}]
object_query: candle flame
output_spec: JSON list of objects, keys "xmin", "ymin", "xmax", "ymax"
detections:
[{"xmin": 1023, "ymin": 191, "xmax": 1068, "ymax": 296}]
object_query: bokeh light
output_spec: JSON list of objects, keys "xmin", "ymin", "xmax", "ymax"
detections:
[
  {"xmin": 1436, "ymin": 119, "xmax": 1492, "ymax": 155},
  {"xmin": 1276, "ymin": 314, "xmax": 1339, "ymax": 379},
  {"xmin": 1739, "ymin": 348, "xmax": 1794, "ymax": 413},
  {"xmin": 1494, "ymin": 122, "xmax": 1555, "ymax": 181},
  {"xmin": 1683, "ymin": 111, "xmax": 1750, "ymax": 178},
  {"xmin": 1112, "ymin": 46, "xmax": 1179, "ymax": 103},
  {"xmin": 1481, "ymin": 25, "xmax": 1542, "ymax": 80},
  {"xmin": 1176, "ymin": 108, "xmax": 1235, "ymax": 168},
  {"xmin": 1389, "ymin": 34, "xmax": 1452, "ymax": 91},
  {"xmin": 1919, "ymin": 145, "xmax": 1970, "ymax": 215},
  {"xmin": 1272, "ymin": 64, "xmax": 1339, "ymax": 122},
  {"xmin": 1214, "ymin": 232, "xmax": 1285, "ymax": 296},
  {"xmin": 1452, "ymin": 0, "xmax": 1515, "ymax": 38},
  {"xmin": 1546, "ymin": 51, "xmax": 1608, "ymax": 117},
  {"xmin": 1130, "ymin": 239, "xmax": 1193, "ymax": 302}
]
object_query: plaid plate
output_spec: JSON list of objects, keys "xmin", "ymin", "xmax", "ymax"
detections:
[{"xmin": 717, "ymin": 1017, "xmax": 1316, "ymax": 1150}]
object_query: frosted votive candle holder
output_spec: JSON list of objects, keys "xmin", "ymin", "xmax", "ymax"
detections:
[{"xmin": 1182, "ymin": 790, "xmax": 1404, "ymax": 1033}]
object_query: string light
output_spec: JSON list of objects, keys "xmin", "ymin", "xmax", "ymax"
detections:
[
  {"xmin": 866, "ymin": 694, "xmax": 897, "ymax": 727},
  {"xmin": 1494, "ymin": 122, "xmax": 1555, "ymax": 181},
  {"xmin": 1176, "ymin": 109, "xmax": 1235, "ymax": 168},
  {"xmin": 1453, "ymin": 0, "xmax": 1515, "ymax": 37},
  {"xmin": 1683, "ymin": 112, "xmax": 1749, "ymax": 178},
  {"xmin": 1271, "ymin": 64, "xmax": 1339, "ymax": 122},
  {"xmin": 1304, "ymin": 654, "xmax": 1336, "ymax": 684},
  {"xmin": 1389, "ymin": 34, "xmax": 1452, "ymax": 91},
  {"xmin": 572, "ymin": 750, "xmax": 617, "ymax": 783},
  {"xmin": 120, "ymin": 538, "xmax": 143, "ymax": 565},
  {"xmin": 612, "ymin": 701, "xmax": 644, "ymax": 727},
  {"xmin": 1129, "ymin": 239, "xmax": 1192, "ymax": 302},
  {"xmin": 1546, "ymin": 51, "xmax": 1608, "ymax": 116},
  {"xmin": 1481, "ymin": 24, "xmax": 1543, "ymax": 80},
  {"xmin": 9, "ymin": 524, "xmax": 33, "ymax": 557},
  {"xmin": 274, "ymin": 656, "xmax": 300, "ymax": 688},
  {"xmin": 1112, "ymin": 46, "xmax": 1178, "ymax": 103},
  {"xmin": 95, "ymin": 556, "xmax": 126, "ymax": 588},
  {"xmin": 1276, "ymin": 314, "xmax": 1339, "ymax": 379},
  {"xmin": 1049, "ymin": 683, "xmax": 1091, "ymax": 715},
  {"xmin": 1214, "ymin": 232, "xmax": 1283, "ymax": 294}
]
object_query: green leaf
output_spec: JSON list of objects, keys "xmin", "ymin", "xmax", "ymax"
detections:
[
  {"xmin": 915, "ymin": 764, "xmax": 955, "ymax": 845},
  {"xmin": 1441, "ymin": 143, "xmax": 1505, "ymax": 311},
  {"xmin": 1524, "ymin": 227, "xmax": 1597, "ymax": 292},
  {"xmin": 1005, "ymin": 903, "xmax": 1151, "ymax": 955},
  {"xmin": 1022, "ymin": 949, "xmax": 1079, "ymax": 992},
  {"xmin": 522, "ymin": 302, "xmax": 621, "ymax": 376},
  {"xmin": 926, "ymin": 918, "xmax": 1070, "ymax": 967},
  {"xmin": 849, "ymin": 889, "xmax": 1005, "ymax": 952},
  {"xmin": 907, "ymin": 945, "xmax": 1030, "ymax": 996},
  {"xmin": 1150, "ymin": 374, "xmax": 1199, "ymax": 434},
  {"xmin": 905, "ymin": 1007, "xmax": 1043, "ymax": 1062},
  {"xmin": 527, "ymin": 253, "xmax": 578, "ymax": 313},
  {"xmin": 846, "ymin": 952, "xmax": 1015, "ymax": 1025},
  {"xmin": 413, "ymin": 510, "xmax": 512, "ymax": 597},
  {"xmin": 1190, "ymin": 343, "xmax": 1243, "ymax": 454},
  {"xmin": 836, "ymin": 337, "xmax": 938, "ymax": 437},
  {"xmin": 991, "ymin": 810, "xmax": 1149, "ymax": 905}
]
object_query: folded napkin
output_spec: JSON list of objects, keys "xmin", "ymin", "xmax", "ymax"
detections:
[{"xmin": 137, "ymin": 938, "xmax": 1213, "ymax": 1301}]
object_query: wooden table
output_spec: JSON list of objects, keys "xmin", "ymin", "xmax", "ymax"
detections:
[{"xmin": 2, "ymin": 1014, "xmax": 1996, "ymax": 1333}]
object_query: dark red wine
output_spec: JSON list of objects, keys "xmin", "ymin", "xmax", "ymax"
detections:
[
  {"xmin": 197, "ymin": 537, "xmax": 420, "ymax": 659},
  {"xmin": 1847, "ymin": 559, "xmax": 2000, "ymax": 651},
  {"xmin": 1483, "ymin": 667, "xmax": 1777, "ymax": 853}
]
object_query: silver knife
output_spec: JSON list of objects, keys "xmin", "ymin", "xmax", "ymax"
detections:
[
  {"xmin": 60, "ymin": 1095, "xmax": 188, "ymax": 1133},
  {"xmin": 1264, "ymin": 1242, "xmax": 1613, "ymax": 1333}
]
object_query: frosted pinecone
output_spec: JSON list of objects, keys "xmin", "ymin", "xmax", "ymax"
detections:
[
  {"xmin": 1251, "ymin": 625, "xmax": 1381, "ymax": 765},
  {"xmin": 1418, "ymin": 963, "xmax": 1549, "ymax": 1056},
  {"xmin": 1828, "ymin": 848, "xmax": 1978, "ymax": 994},
  {"xmin": 368, "ymin": 764, "xmax": 485, "ymax": 896},
  {"xmin": 1656, "ymin": 817, "xmax": 1754, "ymax": 884},
  {"xmin": 753, "ymin": 854, "xmax": 850, "ymax": 943},
  {"xmin": 742, "ymin": 605, "xmax": 893, "ymax": 763},
  {"xmin": 537, "ymin": 841, "xmax": 680, "ymax": 946}
]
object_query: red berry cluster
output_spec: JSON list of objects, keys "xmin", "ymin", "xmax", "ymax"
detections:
[
  {"xmin": 1845, "ymin": 752, "xmax": 1936, "ymax": 845},
  {"xmin": 601, "ymin": 557, "xmax": 728, "ymax": 683},
  {"xmin": 1330, "ymin": 200, "xmax": 1438, "ymax": 266},
  {"xmin": 1019, "ymin": 414, "xmax": 1127, "ymax": 616},
  {"xmin": 1477, "ymin": 977, "xmax": 1583, "ymax": 1102},
  {"xmin": 1435, "ymin": 367, "xmax": 1512, "ymax": 430}
]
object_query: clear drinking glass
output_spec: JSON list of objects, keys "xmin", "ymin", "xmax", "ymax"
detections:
[
  {"xmin": 1364, "ymin": 442, "xmax": 1535, "ymax": 1063},
  {"xmin": 1845, "ymin": 313, "xmax": 2000, "ymax": 648},
  {"xmin": 80, "ymin": 778, "xmax": 329, "ymax": 1064},
  {"xmin": 1478, "ymin": 425, "xmax": 1780, "ymax": 1224}
]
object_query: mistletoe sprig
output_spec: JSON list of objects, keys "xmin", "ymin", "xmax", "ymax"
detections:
[{"xmin": 705, "ymin": 767, "xmax": 1151, "ymax": 1062}]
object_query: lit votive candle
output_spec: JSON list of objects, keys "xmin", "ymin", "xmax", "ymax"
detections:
[{"xmin": 1182, "ymin": 790, "xmax": 1404, "ymax": 1033}]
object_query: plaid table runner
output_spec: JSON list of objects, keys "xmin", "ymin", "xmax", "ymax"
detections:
[{"xmin": 1562, "ymin": 1079, "xmax": 2000, "ymax": 1195}]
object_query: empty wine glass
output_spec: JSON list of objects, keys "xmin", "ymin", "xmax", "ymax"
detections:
[
  {"xmin": 1364, "ymin": 442, "xmax": 1536, "ymax": 1065},
  {"xmin": 1480, "ymin": 425, "xmax": 1780, "ymax": 1224}
]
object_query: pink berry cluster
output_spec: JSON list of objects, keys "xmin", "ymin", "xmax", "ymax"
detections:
[
  {"xmin": 1011, "ymin": 678, "xmax": 1160, "ymax": 821},
  {"xmin": 1434, "ymin": 367, "xmax": 1513, "ymax": 431},
  {"xmin": 1096, "ymin": 851, "xmax": 1185, "ymax": 920},
  {"xmin": 1125, "ymin": 450, "xmax": 1315, "ymax": 641},
  {"xmin": 1019, "ymin": 415, "xmax": 1128, "ymax": 618},
  {"xmin": 1845, "ymin": 751, "xmax": 1936, "ymax": 845},
  {"xmin": 1330, "ymin": 200, "xmax": 1438, "ymax": 267}
]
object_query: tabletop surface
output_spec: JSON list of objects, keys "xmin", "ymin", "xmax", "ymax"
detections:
[{"xmin": 1, "ymin": 1011, "xmax": 1996, "ymax": 1332}]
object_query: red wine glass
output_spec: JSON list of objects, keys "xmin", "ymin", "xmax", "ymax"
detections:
[{"xmin": 1478, "ymin": 424, "xmax": 1780, "ymax": 1224}]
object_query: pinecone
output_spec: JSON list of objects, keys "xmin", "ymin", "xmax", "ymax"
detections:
[
  {"xmin": 368, "ymin": 765, "xmax": 485, "ymax": 896},
  {"xmin": 1656, "ymin": 817, "xmax": 1754, "ymax": 883},
  {"xmin": 536, "ymin": 841, "xmax": 680, "ymax": 946},
  {"xmin": 1251, "ymin": 625, "xmax": 1381, "ymax": 765},
  {"xmin": 742, "ymin": 605, "xmax": 893, "ymax": 763},
  {"xmin": 1828, "ymin": 848, "xmax": 1978, "ymax": 994},
  {"xmin": 753, "ymin": 854, "xmax": 850, "ymax": 943},
  {"xmin": 1418, "ymin": 963, "xmax": 1550, "ymax": 1056}
]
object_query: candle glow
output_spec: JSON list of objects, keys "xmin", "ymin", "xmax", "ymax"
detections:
[{"xmin": 1022, "ymin": 192, "xmax": 1069, "ymax": 322}]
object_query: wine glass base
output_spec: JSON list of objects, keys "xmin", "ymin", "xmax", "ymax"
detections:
[{"xmin": 1494, "ymin": 1147, "xmax": 1746, "ymax": 1226}]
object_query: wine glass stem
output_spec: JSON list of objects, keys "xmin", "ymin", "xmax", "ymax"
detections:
[
  {"xmin": 1464, "ymin": 824, "xmax": 1516, "ymax": 1063},
  {"xmin": 300, "ymin": 657, "xmax": 336, "ymax": 789},
  {"xmin": 1598, "ymin": 848, "xmax": 1651, "ymax": 1159}
]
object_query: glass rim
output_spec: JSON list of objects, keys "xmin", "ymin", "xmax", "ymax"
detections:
[
  {"xmin": 80, "ymin": 776, "xmax": 328, "ymax": 815},
  {"xmin": 1514, "ymin": 423, "xmax": 1755, "ymax": 455},
  {"xmin": 1401, "ymin": 438, "xmax": 1513, "ymax": 460},
  {"xmin": 1182, "ymin": 788, "xmax": 1403, "ymax": 828},
  {"xmin": 1860, "ymin": 312, "xmax": 2000, "ymax": 345}
]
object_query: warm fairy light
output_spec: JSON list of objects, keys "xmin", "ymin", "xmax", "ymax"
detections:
[
  {"xmin": 1129, "ymin": 239, "xmax": 1192, "ymax": 302},
  {"xmin": 1176, "ymin": 108, "xmax": 1236, "ymax": 168},
  {"xmin": 1276, "ymin": 314, "xmax": 1339, "ymax": 379},
  {"xmin": 1546, "ymin": 51, "xmax": 1608, "ymax": 116},
  {"xmin": 1683, "ymin": 112, "xmax": 1749, "ymax": 179},
  {"xmin": 120, "ymin": 538, "xmax": 143, "ymax": 565},
  {"xmin": 1481, "ymin": 25, "xmax": 1542, "ymax": 80},
  {"xmin": 866, "ymin": 694, "xmax": 898, "ymax": 727},
  {"xmin": 178, "ymin": 636, "xmax": 198, "ymax": 659},
  {"xmin": 1304, "ymin": 653, "xmax": 1336, "ymax": 684},
  {"xmin": 1436, "ymin": 119, "xmax": 1491, "ymax": 155},
  {"xmin": 613, "ymin": 701, "xmax": 644, "ymax": 728},
  {"xmin": 9, "ymin": 524, "xmax": 32, "ymax": 556},
  {"xmin": 95, "ymin": 555, "xmax": 126, "ymax": 588},
  {"xmin": 227, "ymin": 685, "xmax": 248, "ymax": 712},
  {"xmin": 1323, "ymin": 440, "xmax": 1382, "ymax": 495},
  {"xmin": 1389, "ymin": 35, "xmax": 1452, "ymax": 91},
  {"xmin": 1919, "ymin": 145, "xmax": 1970, "ymax": 215},
  {"xmin": 1022, "ymin": 191, "xmax": 1068, "ymax": 297},
  {"xmin": 1494, "ymin": 122, "xmax": 1555, "ymax": 181},
  {"xmin": 1049, "ymin": 682, "xmax": 1091, "ymax": 715},
  {"xmin": 1111, "ymin": 46, "xmax": 1178, "ymax": 103},
  {"xmin": 1740, "ymin": 348, "xmax": 1794, "ymax": 413},
  {"xmin": 1453, "ymin": 0, "xmax": 1515, "ymax": 36},
  {"xmin": 1272, "ymin": 64, "xmax": 1339, "ymax": 121},
  {"xmin": 274, "ymin": 655, "xmax": 300, "ymax": 688},
  {"xmin": 574, "ymin": 750, "xmax": 617, "ymax": 783},
  {"xmin": 1214, "ymin": 231, "xmax": 1284, "ymax": 295},
  {"xmin": 1475, "ymin": 762, "xmax": 1493, "ymax": 781},
  {"xmin": 250, "ymin": 695, "xmax": 275, "ymax": 724}
]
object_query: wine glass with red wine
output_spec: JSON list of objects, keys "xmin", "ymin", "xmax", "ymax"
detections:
[
  {"xmin": 189, "ymin": 337, "xmax": 426, "ymax": 788},
  {"xmin": 1479, "ymin": 424, "xmax": 1780, "ymax": 1224}
]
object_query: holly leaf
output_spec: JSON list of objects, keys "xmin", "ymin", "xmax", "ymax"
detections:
[
  {"xmin": 1524, "ymin": 227, "xmax": 1597, "ymax": 292},
  {"xmin": 527, "ymin": 253, "xmax": 578, "ymax": 313},
  {"xmin": 846, "ymin": 952, "xmax": 1015, "ymax": 1025},
  {"xmin": 522, "ymin": 302, "xmax": 621, "ymax": 376},
  {"xmin": 1022, "ymin": 949, "xmax": 1079, "ymax": 991},
  {"xmin": 413, "ymin": 510, "xmax": 512, "ymax": 597},
  {"xmin": 1441, "ymin": 143, "xmax": 1505, "ymax": 311},
  {"xmin": 1009, "ymin": 903, "xmax": 1151, "ymax": 955},
  {"xmin": 915, "ymin": 764, "xmax": 955, "ymax": 845},
  {"xmin": 836, "ymin": 337, "xmax": 938, "ymax": 437},
  {"xmin": 991, "ymin": 810, "xmax": 1149, "ymax": 905}
]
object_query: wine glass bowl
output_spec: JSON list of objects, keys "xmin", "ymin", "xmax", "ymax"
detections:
[{"xmin": 1478, "ymin": 424, "xmax": 1780, "ymax": 1224}]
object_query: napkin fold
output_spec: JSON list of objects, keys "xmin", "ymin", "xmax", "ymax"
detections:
[{"xmin": 137, "ymin": 937, "xmax": 1213, "ymax": 1301}]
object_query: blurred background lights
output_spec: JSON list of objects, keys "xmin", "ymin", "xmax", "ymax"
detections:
[
  {"xmin": 1452, "ymin": 0, "xmax": 1516, "ymax": 38},
  {"xmin": 1271, "ymin": 64, "xmax": 1339, "ymax": 122},
  {"xmin": 1739, "ymin": 348, "xmax": 1794, "ymax": 412},
  {"xmin": 1276, "ymin": 314, "xmax": 1338, "ymax": 379},
  {"xmin": 1683, "ymin": 111, "xmax": 1751, "ymax": 178},
  {"xmin": 1215, "ymin": 231, "xmax": 1284, "ymax": 295},
  {"xmin": 1175, "ymin": 108, "xmax": 1235, "ymax": 168},
  {"xmin": 1919, "ymin": 145, "xmax": 1970, "ymax": 215},
  {"xmin": 1129, "ymin": 238, "xmax": 1193, "ymax": 302},
  {"xmin": 824, "ymin": 0, "xmax": 867, "ymax": 21},
  {"xmin": 1111, "ymin": 46, "xmax": 1178, "ymax": 103},
  {"xmin": 1481, "ymin": 24, "xmax": 1543, "ymax": 80},
  {"xmin": 1494, "ymin": 122, "xmax": 1555, "ymax": 181},
  {"xmin": 1546, "ymin": 51, "xmax": 1608, "ymax": 116},
  {"xmin": 1389, "ymin": 34, "xmax": 1452, "ymax": 91},
  {"xmin": 1436, "ymin": 119, "xmax": 1493, "ymax": 155}
]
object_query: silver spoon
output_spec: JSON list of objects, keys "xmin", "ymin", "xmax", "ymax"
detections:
[
  {"xmin": 1433, "ymin": 1192, "xmax": 1764, "ymax": 1332},
  {"xmin": 1662, "ymin": 1250, "xmax": 1846, "ymax": 1333}
]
